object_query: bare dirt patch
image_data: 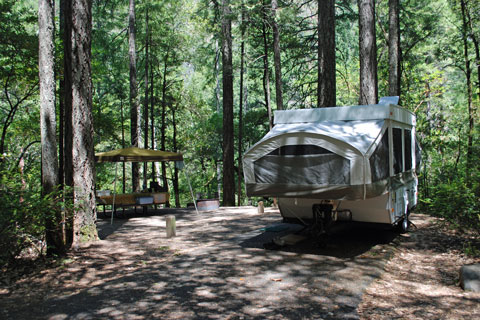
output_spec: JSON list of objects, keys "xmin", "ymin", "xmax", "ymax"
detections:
[{"xmin": 359, "ymin": 213, "xmax": 480, "ymax": 319}]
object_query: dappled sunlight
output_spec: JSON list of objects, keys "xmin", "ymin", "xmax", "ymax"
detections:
[
  {"xmin": 1, "ymin": 206, "xmax": 401, "ymax": 319},
  {"xmin": 358, "ymin": 214, "xmax": 480, "ymax": 319}
]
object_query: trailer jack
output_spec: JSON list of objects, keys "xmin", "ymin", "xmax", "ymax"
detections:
[{"xmin": 310, "ymin": 204, "xmax": 334, "ymax": 245}]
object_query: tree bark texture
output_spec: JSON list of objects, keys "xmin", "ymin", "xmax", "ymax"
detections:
[
  {"xmin": 70, "ymin": 0, "xmax": 98, "ymax": 245},
  {"xmin": 160, "ymin": 53, "xmax": 170, "ymax": 207},
  {"xmin": 172, "ymin": 107, "xmax": 180, "ymax": 208},
  {"xmin": 358, "ymin": 0, "xmax": 378, "ymax": 105},
  {"xmin": 237, "ymin": 5, "xmax": 246, "ymax": 206},
  {"xmin": 221, "ymin": 0, "xmax": 235, "ymax": 206},
  {"xmin": 63, "ymin": 0, "xmax": 73, "ymax": 191},
  {"xmin": 388, "ymin": 0, "xmax": 401, "ymax": 97},
  {"xmin": 317, "ymin": 0, "xmax": 336, "ymax": 108},
  {"xmin": 150, "ymin": 48, "xmax": 155, "ymax": 180},
  {"xmin": 215, "ymin": 40, "xmax": 221, "ymax": 113},
  {"xmin": 143, "ymin": 7, "xmax": 149, "ymax": 188},
  {"xmin": 129, "ymin": 0, "xmax": 140, "ymax": 192},
  {"xmin": 62, "ymin": 0, "xmax": 74, "ymax": 248},
  {"xmin": 120, "ymin": 98, "xmax": 126, "ymax": 193},
  {"xmin": 39, "ymin": 0, "xmax": 64, "ymax": 254},
  {"xmin": 262, "ymin": 2, "xmax": 273, "ymax": 129},
  {"xmin": 39, "ymin": 0, "xmax": 59, "ymax": 196},
  {"xmin": 271, "ymin": 0, "xmax": 283, "ymax": 111},
  {"xmin": 58, "ymin": 0, "xmax": 65, "ymax": 190}
]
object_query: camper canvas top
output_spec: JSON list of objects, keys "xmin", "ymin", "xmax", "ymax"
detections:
[{"xmin": 273, "ymin": 97, "xmax": 415, "ymax": 126}]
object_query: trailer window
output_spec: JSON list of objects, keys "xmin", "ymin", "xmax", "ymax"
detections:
[
  {"xmin": 370, "ymin": 131, "xmax": 389, "ymax": 182},
  {"xmin": 254, "ymin": 145, "xmax": 350, "ymax": 185},
  {"xmin": 393, "ymin": 128, "xmax": 403, "ymax": 174},
  {"xmin": 268, "ymin": 144, "xmax": 331, "ymax": 156},
  {"xmin": 404, "ymin": 129, "xmax": 412, "ymax": 171}
]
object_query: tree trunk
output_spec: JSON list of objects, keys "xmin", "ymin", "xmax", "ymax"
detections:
[
  {"xmin": 39, "ymin": 0, "xmax": 64, "ymax": 255},
  {"xmin": 58, "ymin": 0, "xmax": 65, "ymax": 191},
  {"xmin": 358, "ymin": 0, "xmax": 378, "ymax": 105},
  {"xmin": 143, "ymin": 7, "xmax": 149, "ymax": 188},
  {"xmin": 237, "ymin": 4, "xmax": 246, "ymax": 206},
  {"xmin": 129, "ymin": 0, "xmax": 140, "ymax": 192},
  {"xmin": 150, "ymin": 50, "xmax": 155, "ymax": 180},
  {"xmin": 69, "ymin": 0, "xmax": 98, "ymax": 245},
  {"xmin": 464, "ymin": 3, "xmax": 480, "ymax": 103},
  {"xmin": 63, "ymin": 0, "xmax": 74, "ymax": 247},
  {"xmin": 388, "ymin": 0, "xmax": 401, "ymax": 97},
  {"xmin": 160, "ymin": 53, "xmax": 170, "ymax": 207},
  {"xmin": 271, "ymin": 0, "xmax": 283, "ymax": 111},
  {"xmin": 317, "ymin": 0, "xmax": 336, "ymax": 108},
  {"xmin": 262, "ymin": 2, "xmax": 273, "ymax": 129},
  {"xmin": 215, "ymin": 40, "xmax": 221, "ymax": 113},
  {"xmin": 460, "ymin": 0, "xmax": 474, "ymax": 185},
  {"xmin": 172, "ymin": 107, "xmax": 180, "ymax": 208},
  {"xmin": 221, "ymin": 0, "xmax": 235, "ymax": 206},
  {"xmin": 464, "ymin": 0, "xmax": 480, "ymax": 177},
  {"xmin": 120, "ymin": 97, "xmax": 126, "ymax": 194}
]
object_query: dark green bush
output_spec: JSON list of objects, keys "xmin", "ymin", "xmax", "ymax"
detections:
[
  {"xmin": 0, "ymin": 165, "xmax": 62, "ymax": 266},
  {"xmin": 419, "ymin": 178, "xmax": 480, "ymax": 230}
]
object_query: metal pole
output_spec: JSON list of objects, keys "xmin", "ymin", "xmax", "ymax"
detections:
[{"xmin": 182, "ymin": 163, "xmax": 199, "ymax": 214}]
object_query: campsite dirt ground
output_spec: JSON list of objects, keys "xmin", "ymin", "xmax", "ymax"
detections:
[
  {"xmin": 0, "ymin": 207, "xmax": 479, "ymax": 319},
  {"xmin": 358, "ymin": 214, "xmax": 480, "ymax": 319}
]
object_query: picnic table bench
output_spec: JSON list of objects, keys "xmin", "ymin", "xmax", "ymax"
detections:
[{"xmin": 96, "ymin": 192, "xmax": 170, "ymax": 216}]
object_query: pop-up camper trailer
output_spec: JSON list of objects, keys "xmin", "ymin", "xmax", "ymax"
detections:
[{"xmin": 243, "ymin": 97, "xmax": 420, "ymax": 232}]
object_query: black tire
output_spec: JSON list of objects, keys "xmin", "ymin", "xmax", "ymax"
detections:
[{"xmin": 399, "ymin": 217, "xmax": 409, "ymax": 233}]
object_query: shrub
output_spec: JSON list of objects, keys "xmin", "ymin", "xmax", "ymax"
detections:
[
  {"xmin": 0, "ymin": 165, "xmax": 62, "ymax": 266},
  {"xmin": 419, "ymin": 179, "xmax": 480, "ymax": 230}
]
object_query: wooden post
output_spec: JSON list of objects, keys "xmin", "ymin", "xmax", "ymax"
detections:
[
  {"xmin": 258, "ymin": 201, "xmax": 264, "ymax": 214},
  {"xmin": 166, "ymin": 215, "xmax": 176, "ymax": 238}
]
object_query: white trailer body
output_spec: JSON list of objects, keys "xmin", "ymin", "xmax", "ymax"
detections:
[{"xmin": 243, "ymin": 97, "xmax": 420, "ymax": 229}]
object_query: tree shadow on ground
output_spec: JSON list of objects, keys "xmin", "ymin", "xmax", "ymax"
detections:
[
  {"xmin": 241, "ymin": 222, "xmax": 398, "ymax": 259},
  {"xmin": 0, "ymin": 207, "xmax": 397, "ymax": 320}
]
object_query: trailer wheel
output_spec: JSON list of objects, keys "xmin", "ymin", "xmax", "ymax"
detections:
[
  {"xmin": 398, "ymin": 208, "xmax": 411, "ymax": 233},
  {"xmin": 400, "ymin": 218, "xmax": 409, "ymax": 233}
]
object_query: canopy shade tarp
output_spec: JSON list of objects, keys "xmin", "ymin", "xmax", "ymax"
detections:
[{"xmin": 95, "ymin": 147, "xmax": 183, "ymax": 163}]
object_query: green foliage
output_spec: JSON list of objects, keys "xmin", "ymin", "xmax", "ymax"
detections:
[
  {"xmin": 0, "ymin": 0, "xmax": 38, "ymax": 158},
  {"xmin": 0, "ymin": 162, "xmax": 64, "ymax": 266},
  {"xmin": 0, "ymin": 0, "xmax": 37, "ymax": 81},
  {"xmin": 419, "ymin": 174, "xmax": 480, "ymax": 229},
  {"xmin": 463, "ymin": 241, "xmax": 480, "ymax": 258}
]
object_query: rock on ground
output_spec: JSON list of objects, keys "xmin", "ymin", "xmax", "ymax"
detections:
[{"xmin": 460, "ymin": 264, "xmax": 480, "ymax": 292}]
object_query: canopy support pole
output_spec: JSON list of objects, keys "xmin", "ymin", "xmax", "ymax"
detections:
[
  {"xmin": 111, "ymin": 162, "xmax": 118, "ymax": 225},
  {"xmin": 183, "ymin": 164, "xmax": 199, "ymax": 214}
]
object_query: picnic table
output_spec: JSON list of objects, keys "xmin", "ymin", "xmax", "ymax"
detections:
[{"xmin": 96, "ymin": 192, "xmax": 170, "ymax": 216}]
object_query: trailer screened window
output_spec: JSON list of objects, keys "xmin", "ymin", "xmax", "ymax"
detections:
[
  {"xmin": 370, "ymin": 131, "xmax": 389, "ymax": 182},
  {"xmin": 404, "ymin": 129, "xmax": 412, "ymax": 171},
  {"xmin": 268, "ymin": 145, "xmax": 331, "ymax": 156},
  {"xmin": 393, "ymin": 128, "xmax": 403, "ymax": 174},
  {"xmin": 254, "ymin": 145, "xmax": 350, "ymax": 185}
]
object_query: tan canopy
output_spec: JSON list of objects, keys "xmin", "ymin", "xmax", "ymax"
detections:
[{"xmin": 95, "ymin": 147, "xmax": 183, "ymax": 163}]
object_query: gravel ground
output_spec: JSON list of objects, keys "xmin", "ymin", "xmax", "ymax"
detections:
[{"xmin": 0, "ymin": 206, "xmax": 397, "ymax": 320}]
